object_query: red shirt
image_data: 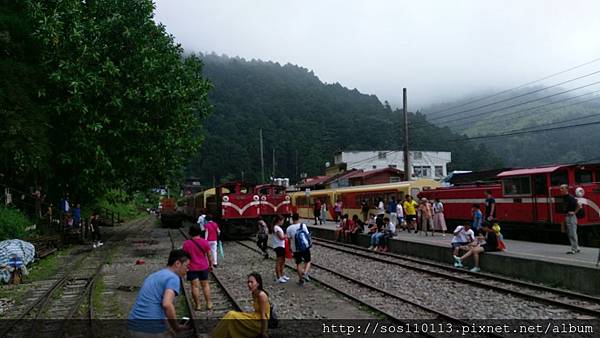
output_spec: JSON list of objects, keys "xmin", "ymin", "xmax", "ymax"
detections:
[
  {"xmin": 182, "ymin": 237, "xmax": 211, "ymax": 271},
  {"xmin": 205, "ymin": 221, "xmax": 220, "ymax": 241},
  {"xmin": 347, "ymin": 219, "xmax": 356, "ymax": 231}
]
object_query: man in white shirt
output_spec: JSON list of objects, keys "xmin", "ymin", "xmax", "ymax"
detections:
[
  {"xmin": 451, "ymin": 224, "xmax": 475, "ymax": 258},
  {"xmin": 286, "ymin": 213, "xmax": 311, "ymax": 286}
]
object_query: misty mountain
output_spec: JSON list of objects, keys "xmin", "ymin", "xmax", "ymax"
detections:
[
  {"xmin": 421, "ymin": 88, "xmax": 600, "ymax": 166},
  {"xmin": 186, "ymin": 53, "xmax": 502, "ymax": 185}
]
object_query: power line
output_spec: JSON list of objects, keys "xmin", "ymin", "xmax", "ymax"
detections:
[
  {"xmin": 424, "ymin": 56, "xmax": 600, "ymax": 118},
  {"xmin": 429, "ymin": 87, "xmax": 600, "ymax": 130},
  {"xmin": 426, "ymin": 70, "xmax": 600, "ymax": 124},
  {"xmin": 447, "ymin": 119, "xmax": 600, "ymax": 143}
]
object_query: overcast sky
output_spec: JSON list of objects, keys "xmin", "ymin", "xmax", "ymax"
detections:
[{"xmin": 154, "ymin": 0, "xmax": 600, "ymax": 109}]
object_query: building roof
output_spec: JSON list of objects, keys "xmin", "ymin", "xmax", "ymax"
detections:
[
  {"xmin": 497, "ymin": 165, "xmax": 565, "ymax": 178},
  {"xmin": 346, "ymin": 167, "xmax": 404, "ymax": 179},
  {"xmin": 297, "ymin": 176, "xmax": 329, "ymax": 189}
]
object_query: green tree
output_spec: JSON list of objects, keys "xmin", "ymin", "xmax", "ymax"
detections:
[{"xmin": 25, "ymin": 0, "xmax": 211, "ymax": 198}]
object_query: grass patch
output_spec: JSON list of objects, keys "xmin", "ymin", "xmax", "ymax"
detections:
[
  {"xmin": 26, "ymin": 246, "xmax": 72, "ymax": 282},
  {"xmin": 91, "ymin": 276, "xmax": 106, "ymax": 315},
  {"xmin": 0, "ymin": 205, "xmax": 31, "ymax": 240}
]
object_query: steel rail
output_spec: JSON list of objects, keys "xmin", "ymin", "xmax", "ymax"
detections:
[
  {"xmin": 313, "ymin": 237, "xmax": 600, "ymax": 318},
  {"xmin": 235, "ymin": 240, "xmax": 471, "ymax": 338}
]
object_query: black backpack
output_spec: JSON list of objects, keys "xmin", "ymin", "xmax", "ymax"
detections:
[{"xmin": 268, "ymin": 302, "xmax": 278, "ymax": 329}]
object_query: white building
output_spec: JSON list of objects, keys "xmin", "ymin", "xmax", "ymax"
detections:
[{"xmin": 333, "ymin": 150, "xmax": 451, "ymax": 179}]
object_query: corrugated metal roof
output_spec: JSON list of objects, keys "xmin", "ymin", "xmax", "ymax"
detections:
[{"xmin": 497, "ymin": 165, "xmax": 565, "ymax": 177}]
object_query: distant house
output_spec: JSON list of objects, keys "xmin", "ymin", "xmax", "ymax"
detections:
[
  {"xmin": 332, "ymin": 150, "xmax": 451, "ymax": 179},
  {"xmin": 345, "ymin": 167, "xmax": 405, "ymax": 186}
]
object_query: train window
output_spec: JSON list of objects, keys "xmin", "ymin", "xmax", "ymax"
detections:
[
  {"xmin": 550, "ymin": 171, "xmax": 568, "ymax": 186},
  {"xmin": 258, "ymin": 188, "xmax": 269, "ymax": 195},
  {"xmin": 533, "ymin": 175, "xmax": 548, "ymax": 195},
  {"xmin": 502, "ymin": 176, "xmax": 531, "ymax": 195},
  {"xmin": 410, "ymin": 188, "xmax": 420, "ymax": 199},
  {"xmin": 575, "ymin": 169, "xmax": 593, "ymax": 184}
]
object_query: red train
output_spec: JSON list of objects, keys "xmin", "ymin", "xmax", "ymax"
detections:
[
  {"xmin": 178, "ymin": 182, "xmax": 291, "ymax": 238},
  {"xmin": 418, "ymin": 163, "xmax": 600, "ymax": 245}
]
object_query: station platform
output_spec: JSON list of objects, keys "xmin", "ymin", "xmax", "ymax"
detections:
[{"xmin": 303, "ymin": 219, "xmax": 600, "ymax": 296}]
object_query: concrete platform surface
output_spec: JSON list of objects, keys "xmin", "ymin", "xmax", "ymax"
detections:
[{"xmin": 302, "ymin": 218, "xmax": 600, "ymax": 296}]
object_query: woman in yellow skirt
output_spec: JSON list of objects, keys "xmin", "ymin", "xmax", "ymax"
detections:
[{"xmin": 211, "ymin": 272, "xmax": 270, "ymax": 338}]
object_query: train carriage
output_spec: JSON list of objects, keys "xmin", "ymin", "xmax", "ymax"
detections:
[
  {"xmin": 290, "ymin": 178, "xmax": 440, "ymax": 221},
  {"xmin": 418, "ymin": 163, "xmax": 600, "ymax": 245}
]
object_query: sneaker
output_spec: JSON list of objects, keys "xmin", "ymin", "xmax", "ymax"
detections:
[
  {"xmin": 453, "ymin": 256, "xmax": 463, "ymax": 268},
  {"xmin": 92, "ymin": 244, "xmax": 97, "ymax": 249},
  {"xmin": 368, "ymin": 246, "xmax": 374, "ymax": 250},
  {"xmin": 303, "ymin": 274, "xmax": 310, "ymax": 282},
  {"xmin": 470, "ymin": 267, "xmax": 481, "ymax": 273},
  {"xmin": 277, "ymin": 277, "xmax": 288, "ymax": 283},
  {"xmin": 282, "ymin": 275, "xmax": 290, "ymax": 281},
  {"xmin": 566, "ymin": 250, "xmax": 576, "ymax": 254},
  {"xmin": 98, "ymin": 242, "xmax": 104, "ymax": 246},
  {"xmin": 453, "ymin": 262, "xmax": 460, "ymax": 268},
  {"xmin": 575, "ymin": 249, "xmax": 581, "ymax": 253}
]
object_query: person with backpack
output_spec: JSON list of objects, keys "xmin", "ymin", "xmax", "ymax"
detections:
[
  {"xmin": 182, "ymin": 225, "xmax": 213, "ymax": 311},
  {"xmin": 561, "ymin": 184, "xmax": 581, "ymax": 254},
  {"xmin": 211, "ymin": 272, "xmax": 272, "ymax": 338},
  {"xmin": 286, "ymin": 213, "xmax": 312, "ymax": 286}
]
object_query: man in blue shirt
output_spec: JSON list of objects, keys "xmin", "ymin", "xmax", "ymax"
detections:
[
  {"xmin": 128, "ymin": 249, "xmax": 190, "ymax": 337},
  {"xmin": 472, "ymin": 204, "xmax": 483, "ymax": 235}
]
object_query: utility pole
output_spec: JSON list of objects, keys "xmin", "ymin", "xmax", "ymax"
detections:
[
  {"xmin": 403, "ymin": 88, "xmax": 411, "ymax": 181},
  {"xmin": 272, "ymin": 148, "xmax": 276, "ymax": 179},
  {"xmin": 259, "ymin": 129, "xmax": 264, "ymax": 183},
  {"xmin": 295, "ymin": 149, "xmax": 299, "ymax": 182}
]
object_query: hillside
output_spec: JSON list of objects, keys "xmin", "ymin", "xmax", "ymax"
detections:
[
  {"xmin": 422, "ymin": 88, "xmax": 600, "ymax": 166},
  {"xmin": 186, "ymin": 53, "xmax": 502, "ymax": 185}
]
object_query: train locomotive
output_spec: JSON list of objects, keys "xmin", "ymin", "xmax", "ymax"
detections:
[
  {"xmin": 418, "ymin": 163, "xmax": 600, "ymax": 245},
  {"xmin": 178, "ymin": 182, "xmax": 291, "ymax": 239}
]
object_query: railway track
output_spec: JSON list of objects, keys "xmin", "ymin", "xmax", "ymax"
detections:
[
  {"xmin": 312, "ymin": 237, "xmax": 600, "ymax": 319},
  {"xmin": 235, "ymin": 240, "xmax": 497, "ymax": 338},
  {"xmin": 168, "ymin": 229, "xmax": 241, "ymax": 337},
  {"xmin": 0, "ymin": 217, "xmax": 147, "ymax": 338}
]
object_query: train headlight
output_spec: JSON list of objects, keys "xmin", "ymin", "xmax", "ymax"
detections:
[
  {"xmin": 261, "ymin": 196, "xmax": 267, "ymax": 201},
  {"xmin": 222, "ymin": 196, "xmax": 229, "ymax": 202},
  {"xmin": 285, "ymin": 195, "xmax": 290, "ymax": 201},
  {"xmin": 576, "ymin": 187, "xmax": 585, "ymax": 197},
  {"xmin": 253, "ymin": 195, "xmax": 260, "ymax": 201}
]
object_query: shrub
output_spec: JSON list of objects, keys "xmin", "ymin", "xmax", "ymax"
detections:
[{"xmin": 0, "ymin": 205, "xmax": 31, "ymax": 240}]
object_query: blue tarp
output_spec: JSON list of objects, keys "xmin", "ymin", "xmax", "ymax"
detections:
[{"xmin": 0, "ymin": 239, "xmax": 35, "ymax": 283}]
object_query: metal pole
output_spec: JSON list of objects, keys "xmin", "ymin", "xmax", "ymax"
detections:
[
  {"xmin": 272, "ymin": 148, "xmax": 275, "ymax": 179},
  {"xmin": 403, "ymin": 88, "xmax": 411, "ymax": 181},
  {"xmin": 260, "ymin": 129, "xmax": 265, "ymax": 183}
]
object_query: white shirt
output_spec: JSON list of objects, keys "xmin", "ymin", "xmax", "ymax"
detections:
[
  {"xmin": 452, "ymin": 226, "xmax": 474, "ymax": 243},
  {"xmin": 272, "ymin": 225, "xmax": 285, "ymax": 248},
  {"xmin": 197, "ymin": 214, "xmax": 206, "ymax": 230},
  {"xmin": 286, "ymin": 222, "xmax": 306, "ymax": 253},
  {"xmin": 377, "ymin": 201, "xmax": 385, "ymax": 215},
  {"xmin": 387, "ymin": 221, "xmax": 396, "ymax": 233},
  {"xmin": 433, "ymin": 202, "xmax": 444, "ymax": 213},
  {"xmin": 396, "ymin": 204, "xmax": 404, "ymax": 218}
]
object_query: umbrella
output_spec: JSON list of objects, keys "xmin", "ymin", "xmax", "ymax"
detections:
[
  {"xmin": 218, "ymin": 240, "xmax": 224, "ymax": 258},
  {"xmin": 0, "ymin": 239, "xmax": 35, "ymax": 283}
]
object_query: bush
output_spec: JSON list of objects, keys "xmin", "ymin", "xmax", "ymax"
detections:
[
  {"xmin": 94, "ymin": 189, "xmax": 154, "ymax": 222},
  {"xmin": 0, "ymin": 205, "xmax": 31, "ymax": 240}
]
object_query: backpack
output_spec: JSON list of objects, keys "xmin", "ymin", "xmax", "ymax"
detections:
[
  {"xmin": 268, "ymin": 302, "xmax": 279, "ymax": 329},
  {"xmin": 294, "ymin": 223, "xmax": 312, "ymax": 252}
]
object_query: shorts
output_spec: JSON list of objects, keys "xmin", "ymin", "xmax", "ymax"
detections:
[
  {"xmin": 187, "ymin": 269, "xmax": 209, "ymax": 281},
  {"xmin": 293, "ymin": 250, "xmax": 311, "ymax": 265},
  {"xmin": 406, "ymin": 214, "xmax": 416, "ymax": 222},
  {"xmin": 274, "ymin": 246, "xmax": 285, "ymax": 258},
  {"xmin": 451, "ymin": 241, "xmax": 470, "ymax": 249}
]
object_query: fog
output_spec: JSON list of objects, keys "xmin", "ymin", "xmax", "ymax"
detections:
[{"xmin": 154, "ymin": 0, "xmax": 600, "ymax": 109}]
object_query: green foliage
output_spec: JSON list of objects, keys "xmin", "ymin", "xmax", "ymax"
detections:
[
  {"xmin": 187, "ymin": 54, "xmax": 500, "ymax": 184},
  {"xmin": 94, "ymin": 189, "xmax": 153, "ymax": 221},
  {"xmin": 1, "ymin": 0, "xmax": 211, "ymax": 203},
  {"xmin": 0, "ymin": 205, "xmax": 31, "ymax": 240}
]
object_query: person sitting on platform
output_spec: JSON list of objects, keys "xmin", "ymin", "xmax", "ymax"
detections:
[
  {"xmin": 451, "ymin": 223, "xmax": 475, "ymax": 259},
  {"xmin": 343, "ymin": 214, "xmax": 356, "ymax": 243},
  {"xmin": 347, "ymin": 215, "xmax": 364, "ymax": 244},
  {"xmin": 334, "ymin": 214, "xmax": 350, "ymax": 242},
  {"xmin": 210, "ymin": 272, "xmax": 270, "ymax": 338},
  {"xmin": 453, "ymin": 223, "xmax": 499, "ymax": 272}
]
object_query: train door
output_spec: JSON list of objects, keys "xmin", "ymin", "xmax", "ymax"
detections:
[{"xmin": 532, "ymin": 174, "xmax": 550, "ymax": 222}]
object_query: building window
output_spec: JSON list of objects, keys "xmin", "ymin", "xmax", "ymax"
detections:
[
  {"xmin": 388, "ymin": 164, "xmax": 397, "ymax": 168},
  {"xmin": 372, "ymin": 165, "xmax": 377, "ymax": 169},
  {"xmin": 435, "ymin": 166, "xmax": 444, "ymax": 177},
  {"xmin": 378, "ymin": 152, "xmax": 387, "ymax": 160},
  {"xmin": 413, "ymin": 166, "xmax": 431, "ymax": 177},
  {"xmin": 412, "ymin": 151, "xmax": 423, "ymax": 160}
]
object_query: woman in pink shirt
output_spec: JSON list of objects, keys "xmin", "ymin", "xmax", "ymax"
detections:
[
  {"xmin": 182, "ymin": 225, "xmax": 213, "ymax": 310},
  {"xmin": 204, "ymin": 215, "xmax": 221, "ymax": 267}
]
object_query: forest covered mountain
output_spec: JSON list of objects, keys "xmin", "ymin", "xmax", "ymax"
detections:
[
  {"xmin": 422, "ymin": 87, "xmax": 600, "ymax": 167},
  {"xmin": 187, "ymin": 53, "xmax": 503, "ymax": 185}
]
